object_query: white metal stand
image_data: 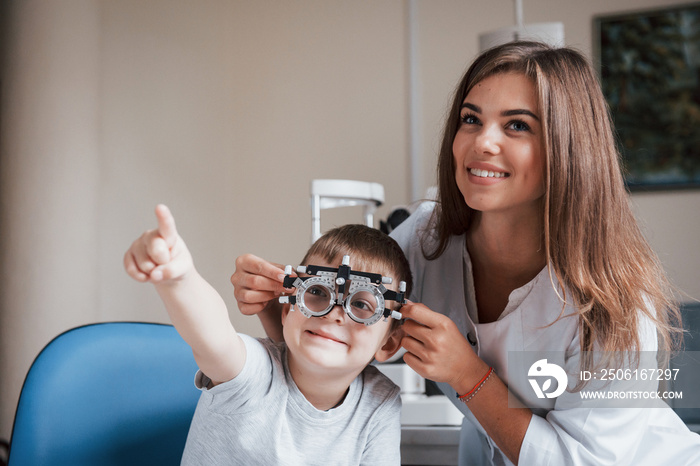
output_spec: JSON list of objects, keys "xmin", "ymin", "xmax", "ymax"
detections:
[{"xmin": 310, "ymin": 179, "xmax": 385, "ymax": 244}]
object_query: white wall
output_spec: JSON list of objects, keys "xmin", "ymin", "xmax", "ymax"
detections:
[
  {"xmin": 1, "ymin": 0, "xmax": 698, "ymax": 442},
  {"xmin": 0, "ymin": 0, "xmax": 103, "ymax": 443}
]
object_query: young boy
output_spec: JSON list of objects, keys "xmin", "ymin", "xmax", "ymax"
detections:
[{"xmin": 123, "ymin": 205, "xmax": 411, "ymax": 465}]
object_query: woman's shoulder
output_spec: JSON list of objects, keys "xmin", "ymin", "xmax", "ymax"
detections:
[
  {"xmin": 391, "ymin": 201, "xmax": 434, "ymax": 232},
  {"xmin": 390, "ymin": 201, "xmax": 435, "ymax": 252}
]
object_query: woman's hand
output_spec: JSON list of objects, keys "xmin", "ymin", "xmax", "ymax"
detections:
[
  {"xmin": 400, "ymin": 302, "xmax": 487, "ymax": 395},
  {"xmin": 230, "ymin": 254, "xmax": 288, "ymax": 316},
  {"xmin": 230, "ymin": 254, "xmax": 289, "ymax": 343}
]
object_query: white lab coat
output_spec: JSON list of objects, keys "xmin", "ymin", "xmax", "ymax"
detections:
[{"xmin": 391, "ymin": 203, "xmax": 700, "ymax": 465}]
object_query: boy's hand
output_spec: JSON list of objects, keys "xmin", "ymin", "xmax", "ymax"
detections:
[{"xmin": 124, "ymin": 204, "xmax": 193, "ymax": 284}]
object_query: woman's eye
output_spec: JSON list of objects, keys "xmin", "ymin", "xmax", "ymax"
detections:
[
  {"xmin": 460, "ymin": 113, "xmax": 480, "ymax": 125},
  {"xmin": 508, "ymin": 120, "xmax": 531, "ymax": 132}
]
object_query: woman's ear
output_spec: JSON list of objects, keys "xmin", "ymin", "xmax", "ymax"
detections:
[{"xmin": 374, "ymin": 325, "xmax": 404, "ymax": 362}]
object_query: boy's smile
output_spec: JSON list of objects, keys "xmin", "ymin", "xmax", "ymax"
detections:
[{"xmin": 304, "ymin": 326, "xmax": 348, "ymax": 346}]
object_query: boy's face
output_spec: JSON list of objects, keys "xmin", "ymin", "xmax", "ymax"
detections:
[{"xmin": 281, "ymin": 254, "xmax": 401, "ymax": 380}]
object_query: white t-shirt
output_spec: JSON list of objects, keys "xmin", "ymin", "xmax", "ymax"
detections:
[
  {"xmin": 181, "ymin": 334, "xmax": 401, "ymax": 465},
  {"xmin": 390, "ymin": 203, "xmax": 700, "ymax": 466}
]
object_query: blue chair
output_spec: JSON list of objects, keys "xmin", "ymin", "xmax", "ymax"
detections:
[{"xmin": 8, "ymin": 322, "xmax": 201, "ymax": 466}]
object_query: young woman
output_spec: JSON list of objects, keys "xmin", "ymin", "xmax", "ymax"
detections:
[{"xmin": 231, "ymin": 41, "xmax": 700, "ymax": 465}]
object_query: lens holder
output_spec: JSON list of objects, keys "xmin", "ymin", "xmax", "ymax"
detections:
[{"xmin": 278, "ymin": 255, "xmax": 405, "ymax": 325}]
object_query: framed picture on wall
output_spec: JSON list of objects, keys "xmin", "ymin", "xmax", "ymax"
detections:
[{"xmin": 594, "ymin": 3, "xmax": 700, "ymax": 191}]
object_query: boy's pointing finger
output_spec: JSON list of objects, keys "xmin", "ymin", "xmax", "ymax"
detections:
[{"xmin": 155, "ymin": 204, "xmax": 178, "ymax": 247}]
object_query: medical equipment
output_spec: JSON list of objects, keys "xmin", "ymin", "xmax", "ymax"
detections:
[
  {"xmin": 278, "ymin": 254, "xmax": 405, "ymax": 325},
  {"xmin": 310, "ymin": 179, "xmax": 384, "ymax": 244},
  {"xmin": 303, "ymin": 179, "xmax": 464, "ymax": 444}
]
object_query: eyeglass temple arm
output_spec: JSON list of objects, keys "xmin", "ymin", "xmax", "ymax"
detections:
[
  {"xmin": 279, "ymin": 265, "xmax": 307, "ymax": 305},
  {"xmin": 378, "ymin": 280, "xmax": 407, "ymax": 320}
]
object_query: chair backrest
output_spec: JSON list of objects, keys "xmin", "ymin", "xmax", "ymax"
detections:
[{"xmin": 8, "ymin": 322, "xmax": 200, "ymax": 466}]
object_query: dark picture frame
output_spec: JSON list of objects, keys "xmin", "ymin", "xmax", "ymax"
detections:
[{"xmin": 594, "ymin": 3, "xmax": 700, "ymax": 191}]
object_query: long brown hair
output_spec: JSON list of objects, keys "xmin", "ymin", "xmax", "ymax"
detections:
[{"xmin": 427, "ymin": 41, "xmax": 682, "ymax": 356}]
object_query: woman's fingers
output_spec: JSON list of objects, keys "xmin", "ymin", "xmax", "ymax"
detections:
[
  {"xmin": 243, "ymin": 254, "xmax": 287, "ymax": 285},
  {"xmin": 399, "ymin": 302, "xmax": 476, "ymax": 385},
  {"xmin": 236, "ymin": 288, "xmax": 281, "ymax": 306},
  {"xmin": 231, "ymin": 254, "xmax": 288, "ymax": 315},
  {"xmin": 400, "ymin": 301, "xmax": 444, "ymax": 327},
  {"xmin": 399, "ymin": 303, "xmax": 439, "ymax": 378}
]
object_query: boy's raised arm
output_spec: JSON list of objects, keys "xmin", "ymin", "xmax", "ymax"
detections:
[{"xmin": 124, "ymin": 204, "xmax": 245, "ymax": 385}]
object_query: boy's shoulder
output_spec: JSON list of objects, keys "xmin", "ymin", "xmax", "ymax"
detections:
[
  {"xmin": 359, "ymin": 364, "xmax": 402, "ymax": 405},
  {"xmin": 231, "ymin": 334, "xmax": 286, "ymax": 385},
  {"xmin": 243, "ymin": 334, "xmax": 286, "ymax": 370},
  {"xmin": 240, "ymin": 333, "xmax": 283, "ymax": 353},
  {"xmin": 251, "ymin": 334, "xmax": 283, "ymax": 353}
]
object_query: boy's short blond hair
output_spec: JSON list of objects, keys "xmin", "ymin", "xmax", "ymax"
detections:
[{"xmin": 301, "ymin": 224, "xmax": 412, "ymax": 329}]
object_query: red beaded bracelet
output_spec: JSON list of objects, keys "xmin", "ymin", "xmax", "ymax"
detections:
[{"xmin": 457, "ymin": 367, "xmax": 494, "ymax": 403}]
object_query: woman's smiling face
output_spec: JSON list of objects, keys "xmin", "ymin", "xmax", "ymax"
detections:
[{"xmin": 452, "ymin": 72, "xmax": 546, "ymax": 218}]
